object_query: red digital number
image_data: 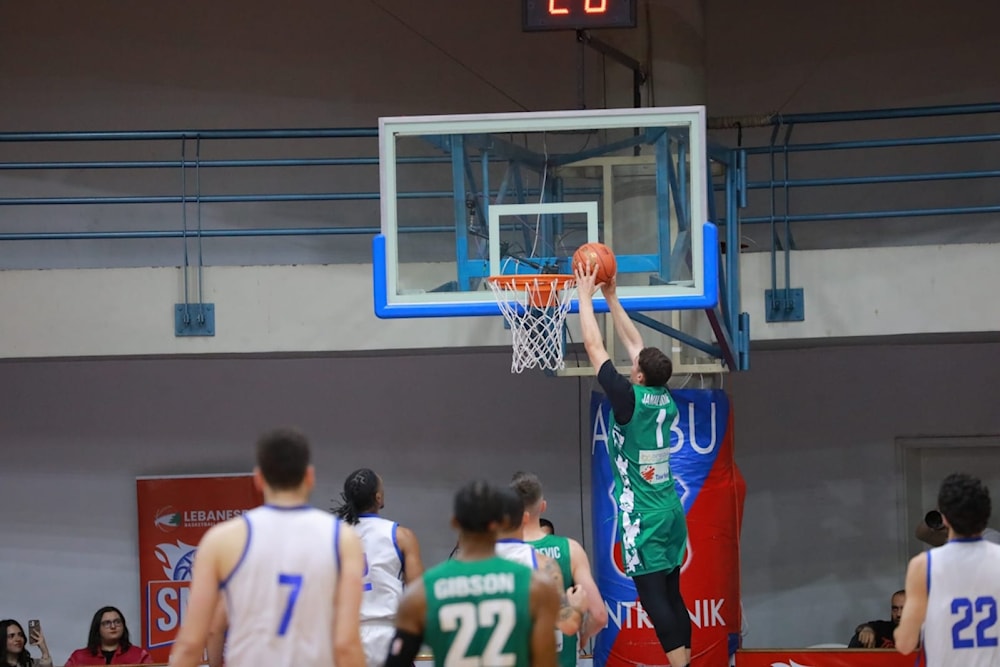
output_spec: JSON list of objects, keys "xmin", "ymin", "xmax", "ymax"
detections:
[{"xmin": 547, "ymin": 0, "xmax": 610, "ymax": 17}]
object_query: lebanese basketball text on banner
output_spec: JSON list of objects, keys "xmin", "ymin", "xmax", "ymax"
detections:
[
  {"xmin": 136, "ymin": 474, "xmax": 262, "ymax": 661},
  {"xmin": 592, "ymin": 389, "xmax": 746, "ymax": 666}
]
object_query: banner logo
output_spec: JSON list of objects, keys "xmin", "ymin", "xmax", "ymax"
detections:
[
  {"xmin": 155, "ymin": 540, "xmax": 197, "ymax": 580},
  {"xmin": 154, "ymin": 506, "xmax": 182, "ymax": 533}
]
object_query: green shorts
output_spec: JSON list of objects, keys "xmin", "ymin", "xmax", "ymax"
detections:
[{"xmin": 619, "ymin": 504, "xmax": 688, "ymax": 577}]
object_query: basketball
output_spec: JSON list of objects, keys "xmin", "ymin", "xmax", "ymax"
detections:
[{"xmin": 573, "ymin": 242, "xmax": 617, "ymax": 284}]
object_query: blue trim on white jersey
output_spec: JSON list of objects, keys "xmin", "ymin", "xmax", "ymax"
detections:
[
  {"xmin": 949, "ymin": 536, "xmax": 984, "ymax": 542},
  {"xmin": 497, "ymin": 538, "xmax": 525, "ymax": 543},
  {"xmin": 334, "ymin": 518, "xmax": 342, "ymax": 572},
  {"xmin": 392, "ymin": 522, "xmax": 405, "ymax": 577},
  {"xmin": 221, "ymin": 514, "xmax": 253, "ymax": 589},
  {"xmin": 358, "ymin": 513, "xmax": 379, "ymax": 518},
  {"xmin": 531, "ymin": 549, "xmax": 538, "ymax": 569}
]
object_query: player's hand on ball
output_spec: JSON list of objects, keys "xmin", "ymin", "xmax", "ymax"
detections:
[
  {"xmin": 600, "ymin": 273, "xmax": 617, "ymax": 297},
  {"xmin": 574, "ymin": 262, "xmax": 603, "ymax": 296}
]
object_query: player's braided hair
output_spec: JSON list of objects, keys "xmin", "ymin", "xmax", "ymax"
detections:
[{"xmin": 333, "ymin": 468, "xmax": 379, "ymax": 525}]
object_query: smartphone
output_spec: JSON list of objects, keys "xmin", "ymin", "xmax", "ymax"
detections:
[{"xmin": 27, "ymin": 620, "xmax": 40, "ymax": 645}]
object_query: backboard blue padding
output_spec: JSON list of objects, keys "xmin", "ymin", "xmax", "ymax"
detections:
[{"xmin": 372, "ymin": 223, "xmax": 718, "ymax": 319}]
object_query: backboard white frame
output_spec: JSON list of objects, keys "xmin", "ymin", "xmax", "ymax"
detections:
[
  {"xmin": 376, "ymin": 106, "xmax": 710, "ymax": 314},
  {"xmin": 488, "ymin": 201, "xmax": 599, "ymax": 276}
]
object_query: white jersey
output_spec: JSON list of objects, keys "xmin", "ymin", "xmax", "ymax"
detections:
[
  {"xmin": 924, "ymin": 538, "xmax": 1000, "ymax": 667},
  {"xmin": 496, "ymin": 539, "xmax": 538, "ymax": 569},
  {"xmin": 355, "ymin": 514, "xmax": 404, "ymax": 623},
  {"xmin": 223, "ymin": 505, "xmax": 342, "ymax": 667}
]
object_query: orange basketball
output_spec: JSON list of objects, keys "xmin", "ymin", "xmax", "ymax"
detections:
[{"xmin": 573, "ymin": 242, "xmax": 617, "ymax": 284}]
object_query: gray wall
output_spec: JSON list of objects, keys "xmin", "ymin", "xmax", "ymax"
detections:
[
  {"xmin": 0, "ymin": 352, "xmax": 592, "ymax": 661},
  {"xmin": 4, "ymin": 342, "xmax": 1000, "ymax": 654},
  {"xmin": 3, "ymin": 0, "xmax": 1000, "ymax": 656},
  {"xmin": 705, "ymin": 0, "xmax": 1000, "ymax": 249}
]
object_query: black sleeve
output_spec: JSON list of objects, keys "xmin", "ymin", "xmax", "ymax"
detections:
[
  {"xmin": 597, "ymin": 359, "xmax": 636, "ymax": 425},
  {"xmin": 384, "ymin": 629, "xmax": 423, "ymax": 667}
]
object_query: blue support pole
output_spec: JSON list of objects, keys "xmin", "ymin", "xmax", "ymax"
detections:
[
  {"xmin": 477, "ymin": 149, "xmax": 491, "ymax": 263},
  {"xmin": 782, "ymin": 124, "xmax": 794, "ymax": 305},
  {"xmin": 451, "ymin": 135, "xmax": 472, "ymax": 290},
  {"xmin": 678, "ymin": 137, "xmax": 689, "ymax": 228},
  {"xmin": 743, "ymin": 132, "xmax": 1000, "ymax": 155},
  {"xmin": 463, "ymin": 155, "xmax": 485, "ymax": 234},
  {"xmin": 629, "ymin": 312, "xmax": 722, "ymax": 360},
  {"xmin": 655, "ymin": 132, "xmax": 672, "ymax": 281},
  {"xmin": 552, "ymin": 176, "xmax": 565, "ymax": 243},
  {"xmin": 708, "ymin": 157, "xmax": 732, "ymax": 354},
  {"xmin": 727, "ymin": 150, "xmax": 744, "ymax": 337},
  {"xmin": 768, "ymin": 127, "xmax": 779, "ymax": 294}
]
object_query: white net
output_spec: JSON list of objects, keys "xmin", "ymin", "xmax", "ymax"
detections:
[{"xmin": 488, "ymin": 276, "xmax": 577, "ymax": 373}]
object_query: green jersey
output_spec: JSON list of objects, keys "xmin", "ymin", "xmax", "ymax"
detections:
[
  {"xmin": 423, "ymin": 556, "xmax": 534, "ymax": 667},
  {"xmin": 610, "ymin": 383, "xmax": 687, "ymax": 576},
  {"xmin": 528, "ymin": 534, "xmax": 577, "ymax": 667}
]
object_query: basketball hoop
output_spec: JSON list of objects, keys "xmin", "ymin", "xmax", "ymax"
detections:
[{"xmin": 487, "ymin": 274, "xmax": 577, "ymax": 374}]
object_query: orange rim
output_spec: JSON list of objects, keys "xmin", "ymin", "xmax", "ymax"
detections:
[{"xmin": 488, "ymin": 274, "xmax": 576, "ymax": 309}]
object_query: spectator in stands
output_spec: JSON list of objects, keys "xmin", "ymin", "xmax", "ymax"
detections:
[
  {"xmin": 917, "ymin": 508, "xmax": 1000, "ymax": 546},
  {"xmin": 2, "ymin": 620, "xmax": 52, "ymax": 667},
  {"xmin": 65, "ymin": 607, "xmax": 152, "ymax": 665},
  {"xmin": 848, "ymin": 590, "xmax": 905, "ymax": 648}
]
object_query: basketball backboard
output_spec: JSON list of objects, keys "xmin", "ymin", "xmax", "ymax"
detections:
[{"xmin": 372, "ymin": 107, "xmax": 717, "ymax": 319}]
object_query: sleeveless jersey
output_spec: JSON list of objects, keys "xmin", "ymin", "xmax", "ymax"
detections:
[
  {"xmin": 355, "ymin": 514, "xmax": 404, "ymax": 623},
  {"xmin": 529, "ymin": 534, "xmax": 577, "ymax": 667},
  {"xmin": 423, "ymin": 556, "xmax": 534, "ymax": 667},
  {"xmin": 496, "ymin": 539, "xmax": 538, "ymax": 570},
  {"xmin": 610, "ymin": 384, "xmax": 686, "ymax": 576},
  {"xmin": 924, "ymin": 538, "xmax": 1000, "ymax": 667},
  {"xmin": 222, "ymin": 505, "xmax": 341, "ymax": 667}
]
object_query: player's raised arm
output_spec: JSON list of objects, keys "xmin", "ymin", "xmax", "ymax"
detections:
[
  {"xmin": 575, "ymin": 263, "xmax": 611, "ymax": 369},
  {"xmin": 333, "ymin": 523, "xmax": 366, "ymax": 667},
  {"xmin": 528, "ymin": 571, "xmax": 560, "ymax": 667},
  {"xmin": 601, "ymin": 275, "xmax": 644, "ymax": 362}
]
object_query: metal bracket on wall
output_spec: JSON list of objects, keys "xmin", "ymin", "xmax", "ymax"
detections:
[
  {"xmin": 174, "ymin": 303, "xmax": 215, "ymax": 336},
  {"xmin": 765, "ymin": 288, "xmax": 804, "ymax": 322}
]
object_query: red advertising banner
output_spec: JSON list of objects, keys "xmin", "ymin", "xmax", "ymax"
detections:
[
  {"xmin": 736, "ymin": 649, "xmax": 919, "ymax": 667},
  {"xmin": 136, "ymin": 474, "xmax": 262, "ymax": 661}
]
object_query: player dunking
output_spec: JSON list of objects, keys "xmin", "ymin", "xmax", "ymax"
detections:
[
  {"xmin": 385, "ymin": 480, "xmax": 560, "ymax": 667},
  {"xmin": 169, "ymin": 428, "xmax": 366, "ymax": 667},
  {"xmin": 334, "ymin": 468, "xmax": 424, "ymax": 667},
  {"xmin": 895, "ymin": 473, "xmax": 1000, "ymax": 666},
  {"xmin": 575, "ymin": 261, "xmax": 691, "ymax": 667}
]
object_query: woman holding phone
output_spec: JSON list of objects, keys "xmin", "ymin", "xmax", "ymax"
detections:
[{"xmin": 1, "ymin": 619, "xmax": 53, "ymax": 667}]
